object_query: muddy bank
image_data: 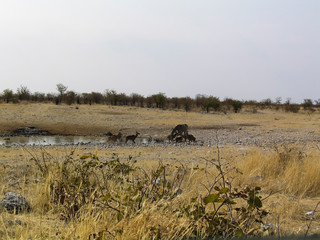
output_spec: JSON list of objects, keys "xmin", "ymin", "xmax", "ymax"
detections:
[{"xmin": 5, "ymin": 126, "xmax": 52, "ymax": 137}]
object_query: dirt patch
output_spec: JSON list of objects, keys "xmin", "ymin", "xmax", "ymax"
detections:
[{"xmin": 194, "ymin": 123, "xmax": 259, "ymax": 130}]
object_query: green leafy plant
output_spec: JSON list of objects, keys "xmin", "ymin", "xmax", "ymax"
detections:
[{"xmin": 176, "ymin": 145, "xmax": 269, "ymax": 238}]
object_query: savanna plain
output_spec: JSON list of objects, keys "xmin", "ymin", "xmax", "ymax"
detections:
[{"xmin": 0, "ymin": 103, "xmax": 320, "ymax": 239}]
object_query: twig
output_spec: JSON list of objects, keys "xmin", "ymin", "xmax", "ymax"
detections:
[{"xmin": 304, "ymin": 200, "xmax": 320, "ymax": 238}]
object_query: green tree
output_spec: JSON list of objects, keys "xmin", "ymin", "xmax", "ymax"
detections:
[
  {"xmin": 152, "ymin": 93, "xmax": 167, "ymax": 109},
  {"xmin": 181, "ymin": 97, "xmax": 193, "ymax": 112},
  {"xmin": 225, "ymin": 98, "xmax": 243, "ymax": 113},
  {"xmin": 196, "ymin": 95, "xmax": 220, "ymax": 113},
  {"xmin": 302, "ymin": 99, "xmax": 313, "ymax": 110},
  {"xmin": 130, "ymin": 93, "xmax": 144, "ymax": 107},
  {"xmin": 2, "ymin": 89, "xmax": 14, "ymax": 103},
  {"xmin": 105, "ymin": 89, "xmax": 118, "ymax": 105}
]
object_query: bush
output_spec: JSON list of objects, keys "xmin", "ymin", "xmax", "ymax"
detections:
[
  {"xmin": 26, "ymin": 149, "xmax": 270, "ymax": 238},
  {"xmin": 285, "ymin": 104, "xmax": 300, "ymax": 113}
]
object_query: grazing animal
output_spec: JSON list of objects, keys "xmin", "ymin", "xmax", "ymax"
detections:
[
  {"xmin": 187, "ymin": 134, "xmax": 196, "ymax": 142},
  {"xmin": 171, "ymin": 124, "xmax": 188, "ymax": 139},
  {"xmin": 105, "ymin": 131, "xmax": 113, "ymax": 136},
  {"xmin": 175, "ymin": 136, "xmax": 184, "ymax": 143},
  {"xmin": 167, "ymin": 134, "xmax": 174, "ymax": 142},
  {"xmin": 108, "ymin": 132, "xmax": 122, "ymax": 142},
  {"xmin": 126, "ymin": 131, "xmax": 140, "ymax": 143}
]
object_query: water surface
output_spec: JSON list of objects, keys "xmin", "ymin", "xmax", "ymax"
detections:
[{"xmin": 0, "ymin": 135, "xmax": 107, "ymax": 146}]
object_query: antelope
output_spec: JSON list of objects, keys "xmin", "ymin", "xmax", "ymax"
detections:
[
  {"xmin": 108, "ymin": 132, "xmax": 122, "ymax": 142},
  {"xmin": 187, "ymin": 134, "xmax": 196, "ymax": 142},
  {"xmin": 125, "ymin": 131, "xmax": 140, "ymax": 143}
]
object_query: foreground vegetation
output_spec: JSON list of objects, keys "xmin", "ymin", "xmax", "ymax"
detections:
[{"xmin": 1, "ymin": 143, "xmax": 320, "ymax": 239}]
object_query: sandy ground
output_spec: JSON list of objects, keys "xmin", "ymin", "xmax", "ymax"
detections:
[{"xmin": 0, "ymin": 103, "xmax": 319, "ymax": 147}]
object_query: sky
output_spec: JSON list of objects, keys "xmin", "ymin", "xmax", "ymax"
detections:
[{"xmin": 0, "ymin": 0, "xmax": 319, "ymax": 103}]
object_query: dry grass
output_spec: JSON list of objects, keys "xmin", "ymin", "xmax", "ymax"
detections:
[
  {"xmin": 0, "ymin": 103, "xmax": 319, "ymax": 135},
  {"xmin": 1, "ymin": 144, "xmax": 320, "ymax": 238},
  {"xmin": 1, "ymin": 103, "xmax": 320, "ymax": 239}
]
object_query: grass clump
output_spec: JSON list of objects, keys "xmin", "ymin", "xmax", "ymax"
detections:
[
  {"xmin": 236, "ymin": 145, "xmax": 320, "ymax": 198},
  {"xmin": 36, "ymin": 150, "xmax": 269, "ymax": 239}
]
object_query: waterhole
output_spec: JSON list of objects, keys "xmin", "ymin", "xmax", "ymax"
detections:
[
  {"xmin": 0, "ymin": 136, "xmax": 107, "ymax": 146},
  {"xmin": 0, "ymin": 136, "xmax": 150, "ymax": 146}
]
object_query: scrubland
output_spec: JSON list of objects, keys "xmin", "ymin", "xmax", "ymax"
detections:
[{"xmin": 0, "ymin": 103, "xmax": 320, "ymax": 239}]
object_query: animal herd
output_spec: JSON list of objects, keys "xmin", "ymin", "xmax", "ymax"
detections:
[{"xmin": 106, "ymin": 124, "xmax": 196, "ymax": 144}]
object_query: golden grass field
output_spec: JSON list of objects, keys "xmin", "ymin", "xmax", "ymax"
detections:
[{"xmin": 0, "ymin": 103, "xmax": 320, "ymax": 239}]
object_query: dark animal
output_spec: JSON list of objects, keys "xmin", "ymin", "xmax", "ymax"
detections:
[
  {"xmin": 187, "ymin": 134, "xmax": 196, "ymax": 142},
  {"xmin": 126, "ymin": 131, "xmax": 140, "ymax": 143},
  {"xmin": 167, "ymin": 134, "xmax": 174, "ymax": 142},
  {"xmin": 175, "ymin": 136, "xmax": 184, "ymax": 143},
  {"xmin": 105, "ymin": 131, "xmax": 113, "ymax": 136},
  {"xmin": 171, "ymin": 124, "xmax": 188, "ymax": 139},
  {"xmin": 108, "ymin": 132, "xmax": 122, "ymax": 142}
]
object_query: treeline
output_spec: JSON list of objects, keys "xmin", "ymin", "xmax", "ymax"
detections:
[{"xmin": 1, "ymin": 84, "xmax": 319, "ymax": 113}]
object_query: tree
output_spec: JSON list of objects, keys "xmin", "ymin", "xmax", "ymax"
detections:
[
  {"xmin": 230, "ymin": 100, "xmax": 243, "ymax": 113},
  {"xmin": 145, "ymin": 96, "xmax": 154, "ymax": 108},
  {"xmin": 196, "ymin": 95, "xmax": 220, "ymax": 113},
  {"xmin": 152, "ymin": 93, "xmax": 167, "ymax": 109},
  {"xmin": 90, "ymin": 92, "xmax": 104, "ymax": 104},
  {"xmin": 181, "ymin": 97, "xmax": 193, "ymax": 112},
  {"xmin": 302, "ymin": 99, "xmax": 313, "ymax": 110},
  {"xmin": 56, "ymin": 83, "xmax": 68, "ymax": 96},
  {"xmin": 169, "ymin": 97, "xmax": 181, "ymax": 109},
  {"xmin": 105, "ymin": 89, "xmax": 118, "ymax": 105},
  {"xmin": 2, "ymin": 89, "xmax": 14, "ymax": 103},
  {"xmin": 130, "ymin": 93, "xmax": 144, "ymax": 107},
  {"xmin": 208, "ymin": 96, "xmax": 221, "ymax": 111},
  {"xmin": 225, "ymin": 98, "xmax": 243, "ymax": 113},
  {"xmin": 275, "ymin": 97, "xmax": 282, "ymax": 105},
  {"xmin": 260, "ymin": 98, "xmax": 272, "ymax": 109},
  {"xmin": 65, "ymin": 91, "xmax": 77, "ymax": 105},
  {"xmin": 17, "ymin": 85, "xmax": 31, "ymax": 101},
  {"xmin": 56, "ymin": 83, "xmax": 68, "ymax": 104},
  {"xmin": 117, "ymin": 93, "xmax": 130, "ymax": 105}
]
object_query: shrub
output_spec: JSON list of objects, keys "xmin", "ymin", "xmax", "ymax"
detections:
[
  {"xmin": 176, "ymin": 154, "xmax": 269, "ymax": 238},
  {"xmin": 30, "ymin": 150, "xmax": 269, "ymax": 238},
  {"xmin": 285, "ymin": 104, "xmax": 300, "ymax": 113},
  {"xmin": 225, "ymin": 99, "xmax": 243, "ymax": 113}
]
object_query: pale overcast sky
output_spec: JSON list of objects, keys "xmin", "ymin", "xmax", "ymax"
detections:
[{"xmin": 0, "ymin": 0, "xmax": 319, "ymax": 103}]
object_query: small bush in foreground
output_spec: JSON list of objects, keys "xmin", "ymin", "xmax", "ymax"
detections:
[{"xmin": 41, "ymin": 150, "xmax": 270, "ymax": 239}]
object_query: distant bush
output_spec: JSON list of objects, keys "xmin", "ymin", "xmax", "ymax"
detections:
[
  {"xmin": 302, "ymin": 99, "xmax": 314, "ymax": 111},
  {"xmin": 285, "ymin": 104, "xmax": 300, "ymax": 113},
  {"xmin": 196, "ymin": 94, "xmax": 221, "ymax": 113},
  {"xmin": 225, "ymin": 98, "xmax": 243, "ymax": 113}
]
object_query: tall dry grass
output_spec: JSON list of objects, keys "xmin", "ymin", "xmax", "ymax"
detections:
[
  {"xmin": 236, "ymin": 145, "xmax": 320, "ymax": 198},
  {"xmin": 1, "ymin": 144, "xmax": 320, "ymax": 238}
]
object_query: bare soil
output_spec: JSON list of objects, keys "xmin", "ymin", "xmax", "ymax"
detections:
[{"xmin": 0, "ymin": 103, "xmax": 319, "ymax": 147}]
